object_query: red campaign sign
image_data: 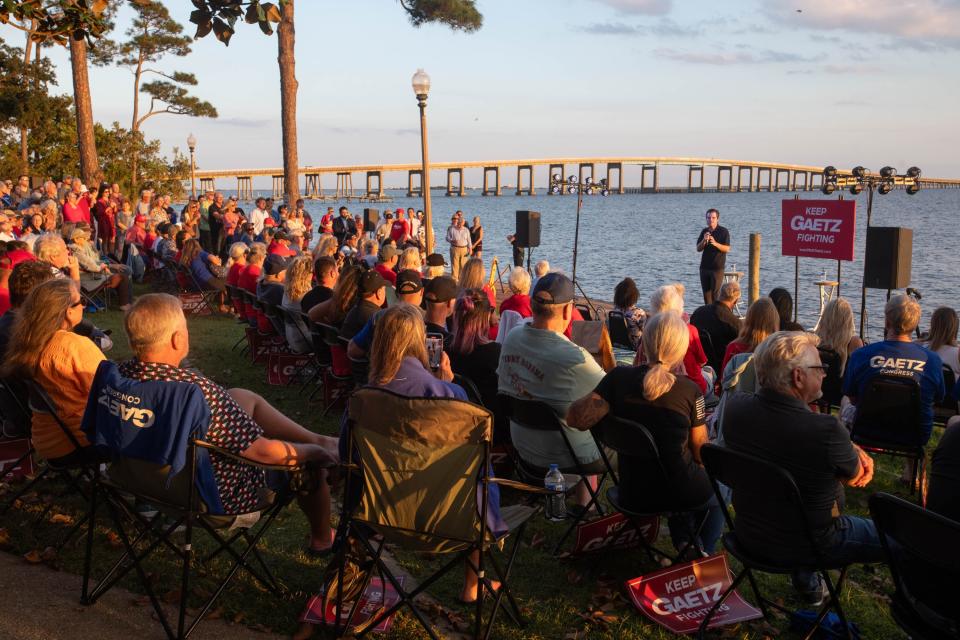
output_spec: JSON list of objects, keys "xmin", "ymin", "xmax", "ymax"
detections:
[
  {"xmin": 625, "ymin": 553, "xmax": 762, "ymax": 635},
  {"xmin": 300, "ymin": 577, "xmax": 402, "ymax": 634},
  {"xmin": 781, "ymin": 199, "xmax": 856, "ymax": 261},
  {"xmin": 266, "ymin": 353, "xmax": 313, "ymax": 385},
  {"xmin": 571, "ymin": 511, "xmax": 659, "ymax": 555},
  {"xmin": 245, "ymin": 327, "xmax": 289, "ymax": 364},
  {"xmin": 178, "ymin": 292, "xmax": 212, "ymax": 316},
  {"xmin": 0, "ymin": 438, "xmax": 35, "ymax": 481}
]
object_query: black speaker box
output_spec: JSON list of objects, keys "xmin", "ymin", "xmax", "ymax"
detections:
[
  {"xmin": 515, "ymin": 210, "xmax": 541, "ymax": 248},
  {"xmin": 863, "ymin": 226, "xmax": 912, "ymax": 290},
  {"xmin": 363, "ymin": 208, "xmax": 379, "ymax": 230}
]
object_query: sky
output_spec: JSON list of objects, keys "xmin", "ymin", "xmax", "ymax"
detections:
[{"xmin": 4, "ymin": 0, "xmax": 960, "ymax": 185}]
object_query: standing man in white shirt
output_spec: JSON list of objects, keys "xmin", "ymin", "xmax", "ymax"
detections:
[
  {"xmin": 249, "ymin": 197, "xmax": 268, "ymax": 236},
  {"xmin": 445, "ymin": 212, "xmax": 471, "ymax": 281}
]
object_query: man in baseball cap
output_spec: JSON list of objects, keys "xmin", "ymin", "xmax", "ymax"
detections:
[
  {"xmin": 423, "ymin": 275, "xmax": 458, "ymax": 348},
  {"xmin": 347, "ymin": 269, "xmax": 424, "ymax": 360},
  {"xmin": 340, "ymin": 269, "xmax": 388, "ymax": 340},
  {"xmin": 375, "ymin": 244, "xmax": 399, "ymax": 286},
  {"xmin": 255, "ymin": 254, "xmax": 289, "ymax": 334}
]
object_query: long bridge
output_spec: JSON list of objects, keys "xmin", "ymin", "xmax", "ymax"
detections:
[{"xmin": 189, "ymin": 156, "xmax": 960, "ymax": 200}]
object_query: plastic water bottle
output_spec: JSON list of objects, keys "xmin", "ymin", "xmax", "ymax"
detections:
[{"xmin": 544, "ymin": 464, "xmax": 567, "ymax": 521}]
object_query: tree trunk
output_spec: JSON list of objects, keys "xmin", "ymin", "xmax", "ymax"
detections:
[
  {"xmin": 19, "ymin": 22, "xmax": 35, "ymax": 176},
  {"xmin": 129, "ymin": 47, "xmax": 145, "ymax": 194},
  {"xmin": 277, "ymin": 0, "xmax": 300, "ymax": 206},
  {"xmin": 69, "ymin": 37, "xmax": 100, "ymax": 186}
]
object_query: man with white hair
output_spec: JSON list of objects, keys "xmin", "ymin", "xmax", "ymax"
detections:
[
  {"xmin": 724, "ymin": 330, "xmax": 880, "ymax": 605},
  {"xmin": 119, "ymin": 293, "xmax": 339, "ymax": 553},
  {"xmin": 530, "ymin": 259, "xmax": 550, "ymax": 293}
]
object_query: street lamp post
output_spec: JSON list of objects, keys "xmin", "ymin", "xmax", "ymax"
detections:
[
  {"xmin": 187, "ymin": 133, "xmax": 197, "ymax": 199},
  {"xmin": 412, "ymin": 69, "xmax": 433, "ymax": 255}
]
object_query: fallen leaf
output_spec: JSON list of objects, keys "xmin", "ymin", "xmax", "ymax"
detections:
[
  {"xmin": 23, "ymin": 549, "xmax": 42, "ymax": 564},
  {"xmin": 50, "ymin": 513, "xmax": 74, "ymax": 525},
  {"xmin": 132, "ymin": 596, "xmax": 151, "ymax": 607},
  {"xmin": 105, "ymin": 531, "xmax": 123, "ymax": 548}
]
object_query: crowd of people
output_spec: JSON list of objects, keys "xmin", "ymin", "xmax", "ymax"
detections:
[{"xmin": 2, "ymin": 182, "xmax": 958, "ymax": 631}]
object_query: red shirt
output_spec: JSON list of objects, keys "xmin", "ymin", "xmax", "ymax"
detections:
[
  {"xmin": 268, "ymin": 241, "xmax": 296, "ymax": 257},
  {"xmin": 721, "ymin": 339, "xmax": 752, "ymax": 376},
  {"xmin": 63, "ymin": 200, "xmax": 90, "ymax": 224},
  {"xmin": 390, "ymin": 219, "xmax": 410, "ymax": 243},
  {"xmin": 227, "ymin": 262, "xmax": 245, "ymax": 287},
  {"xmin": 320, "ymin": 213, "xmax": 334, "ymax": 234},
  {"xmin": 373, "ymin": 263, "xmax": 397, "ymax": 286},
  {"xmin": 634, "ymin": 323, "xmax": 710, "ymax": 394},
  {"xmin": 238, "ymin": 263, "xmax": 262, "ymax": 321},
  {"xmin": 564, "ymin": 306, "xmax": 584, "ymax": 339},
  {"xmin": 500, "ymin": 293, "xmax": 532, "ymax": 318}
]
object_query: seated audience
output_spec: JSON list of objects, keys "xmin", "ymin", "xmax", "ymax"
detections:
[
  {"xmin": 308, "ymin": 264, "xmax": 361, "ymax": 328},
  {"xmin": 424, "ymin": 275, "xmax": 458, "ymax": 349},
  {"xmin": 35, "ymin": 233, "xmax": 80, "ymax": 282},
  {"xmin": 238, "ymin": 242, "xmax": 266, "ymax": 326},
  {"xmin": 814, "ymin": 297, "xmax": 863, "ymax": 405},
  {"xmin": 256, "ymin": 254, "xmax": 289, "ymax": 334},
  {"xmin": 724, "ymin": 331, "xmax": 880, "ymax": 604},
  {"xmin": 721, "ymin": 296, "xmax": 779, "ymax": 375},
  {"xmin": 119, "ymin": 294, "xmax": 338, "ymax": 553},
  {"xmin": 638, "ymin": 285, "xmax": 711, "ymax": 395},
  {"xmin": 449, "ymin": 289, "xmax": 503, "ymax": 433},
  {"xmin": 422, "ymin": 253, "xmax": 446, "ymax": 286},
  {"xmin": 281, "ymin": 255, "xmax": 314, "ymax": 354},
  {"xmin": 69, "ymin": 225, "xmax": 133, "ymax": 310},
  {"xmin": 925, "ymin": 306, "xmax": 960, "ymax": 379},
  {"xmin": 459, "ymin": 257, "xmax": 496, "ymax": 308},
  {"xmin": 612, "ymin": 277, "xmax": 647, "ymax": 350},
  {"xmin": 347, "ymin": 269, "xmax": 426, "ymax": 361},
  {"xmin": 1, "ymin": 279, "xmax": 105, "ymax": 464},
  {"xmin": 500, "ymin": 267, "xmax": 532, "ymax": 319},
  {"xmin": 530, "ymin": 259, "xmax": 549, "ymax": 292},
  {"xmin": 690, "ymin": 280, "xmax": 741, "ymax": 374},
  {"xmin": 769, "ymin": 287, "xmax": 804, "ymax": 332},
  {"xmin": 339, "ymin": 269, "xmax": 387, "ymax": 340},
  {"xmin": 497, "ymin": 273, "xmax": 606, "ymax": 507},
  {"xmin": 179, "ymin": 237, "xmax": 228, "ymax": 312},
  {"xmin": 928, "ymin": 418, "xmax": 960, "ymax": 522},
  {"xmin": 0, "ymin": 261, "xmax": 53, "ymax": 358},
  {"xmin": 373, "ymin": 245, "xmax": 398, "ymax": 286},
  {"xmin": 568, "ymin": 311, "xmax": 722, "ymax": 554},
  {"xmin": 301, "ymin": 256, "xmax": 338, "ymax": 314}
]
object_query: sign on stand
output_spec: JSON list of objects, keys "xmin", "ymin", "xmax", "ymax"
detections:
[
  {"xmin": 781, "ymin": 200, "xmax": 856, "ymax": 261},
  {"xmin": 266, "ymin": 353, "xmax": 313, "ymax": 385},
  {"xmin": 245, "ymin": 327, "xmax": 289, "ymax": 364},
  {"xmin": 571, "ymin": 512, "xmax": 659, "ymax": 555},
  {"xmin": 178, "ymin": 292, "xmax": 212, "ymax": 316},
  {"xmin": 300, "ymin": 577, "xmax": 402, "ymax": 634},
  {"xmin": 625, "ymin": 553, "xmax": 762, "ymax": 635}
]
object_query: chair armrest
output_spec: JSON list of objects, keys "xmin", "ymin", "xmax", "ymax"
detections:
[
  {"xmin": 490, "ymin": 477, "xmax": 556, "ymax": 495},
  {"xmin": 192, "ymin": 438, "xmax": 324, "ymax": 472}
]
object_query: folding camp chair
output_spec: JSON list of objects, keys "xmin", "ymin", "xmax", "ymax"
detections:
[
  {"xmin": 606, "ymin": 311, "xmax": 634, "ymax": 351},
  {"xmin": 328, "ymin": 387, "xmax": 546, "ymax": 640},
  {"xmin": 869, "ymin": 492, "xmax": 960, "ymax": 640},
  {"xmin": 593, "ymin": 415, "xmax": 711, "ymax": 564},
  {"xmin": 276, "ymin": 306, "xmax": 319, "ymax": 386},
  {"xmin": 934, "ymin": 364, "xmax": 958, "ymax": 425},
  {"xmin": 816, "ymin": 347, "xmax": 844, "ymax": 412},
  {"xmin": 501, "ymin": 395, "xmax": 607, "ymax": 554},
  {"xmin": 174, "ymin": 261, "xmax": 221, "ymax": 316},
  {"xmin": 850, "ymin": 374, "xmax": 926, "ymax": 504},
  {"xmin": 224, "ymin": 283, "xmax": 245, "ymax": 319},
  {"xmin": 0, "ymin": 378, "xmax": 44, "ymax": 513},
  {"xmin": 261, "ymin": 300, "xmax": 287, "ymax": 337},
  {"xmin": 315, "ymin": 323, "xmax": 354, "ymax": 415},
  {"xmin": 697, "ymin": 443, "xmax": 855, "ymax": 640},
  {"xmin": 79, "ymin": 362, "xmax": 314, "ymax": 640},
  {"xmin": 301, "ymin": 316, "xmax": 332, "ymax": 394}
]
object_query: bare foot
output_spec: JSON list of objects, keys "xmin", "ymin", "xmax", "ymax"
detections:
[{"xmin": 460, "ymin": 579, "xmax": 501, "ymax": 604}]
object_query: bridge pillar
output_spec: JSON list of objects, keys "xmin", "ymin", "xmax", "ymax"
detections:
[
  {"xmin": 756, "ymin": 167, "xmax": 772, "ymax": 192},
  {"xmin": 788, "ymin": 170, "xmax": 797, "ymax": 191},
  {"xmin": 407, "ymin": 170, "xmax": 422, "ymax": 197},
  {"xmin": 482, "ymin": 166, "xmax": 500, "ymax": 196},
  {"xmin": 803, "ymin": 172, "xmax": 813, "ymax": 191},
  {"xmin": 446, "ymin": 168, "xmax": 464, "ymax": 197},
  {"xmin": 365, "ymin": 171, "xmax": 383, "ymax": 198},
  {"xmin": 736, "ymin": 166, "xmax": 752, "ymax": 192},
  {"xmin": 304, "ymin": 173, "xmax": 321, "ymax": 199},
  {"xmin": 516, "ymin": 165, "xmax": 534, "ymax": 196},
  {"xmin": 199, "ymin": 177, "xmax": 215, "ymax": 193},
  {"xmin": 336, "ymin": 172, "xmax": 354, "ymax": 199},
  {"xmin": 775, "ymin": 168, "xmax": 790, "ymax": 191},
  {"xmin": 271, "ymin": 175, "xmax": 284, "ymax": 200},
  {"xmin": 605, "ymin": 163, "xmax": 624, "ymax": 194},
  {"xmin": 811, "ymin": 172, "xmax": 823, "ymax": 191},
  {"xmin": 578, "ymin": 163, "xmax": 595, "ymax": 185},
  {"xmin": 687, "ymin": 165, "xmax": 704, "ymax": 192},
  {"xmin": 717, "ymin": 166, "xmax": 733, "ymax": 192},
  {"xmin": 236, "ymin": 176, "xmax": 253, "ymax": 201},
  {"xmin": 641, "ymin": 164, "xmax": 659, "ymax": 193},
  {"xmin": 548, "ymin": 163, "xmax": 565, "ymax": 195}
]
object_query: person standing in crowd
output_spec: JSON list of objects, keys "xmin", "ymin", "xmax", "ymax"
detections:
[
  {"xmin": 247, "ymin": 197, "xmax": 268, "ymax": 237},
  {"xmin": 207, "ymin": 192, "xmax": 225, "ymax": 256},
  {"xmin": 724, "ymin": 331, "xmax": 880, "ymax": 605},
  {"xmin": 332, "ymin": 206, "xmax": 357, "ymax": 246},
  {"xmin": 319, "ymin": 206, "xmax": 334, "ymax": 236},
  {"xmin": 469, "ymin": 216, "xmax": 484, "ymax": 259},
  {"xmin": 93, "ymin": 183, "xmax": 117, "ymax": 257},
  {"xmin": 446, "ymin": 213, "xmax": 471, "ymax": 281},
  {"xmin": 696, "ymin": 208, "xmax": 730, "ymax": 305},
  {"xmin": 389, "ymin": 208, "xmax": 411, "ymax": 245},
  {"xmin": 375, "ymin": 212, "xmax": 392, "ymax": 244},
  {"xmin": 135, "ymin": 188, "xmax": 153, "ymax": 217}
]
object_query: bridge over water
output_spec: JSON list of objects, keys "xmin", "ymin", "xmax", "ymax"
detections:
[{"xmin": 189, "ymin": 156, "xmax": 960, "ymax": 200}]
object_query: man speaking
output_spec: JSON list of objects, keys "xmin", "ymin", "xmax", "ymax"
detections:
[{"xmin": 696, "ymin": 208, "xmax": 730, "ymax": 305}]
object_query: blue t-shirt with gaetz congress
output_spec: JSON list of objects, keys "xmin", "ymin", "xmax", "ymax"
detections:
[{"xmin": 842, "ymin": 339, "xmax": 944, "ymax": 442}]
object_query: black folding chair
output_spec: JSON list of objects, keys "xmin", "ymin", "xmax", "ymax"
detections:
[
  {"xmin": 301, "ymin": 316, "xmax": 332, "ymax": 395},
  {"xmin": 175, "ymin": 261, "xmax": 220, "ymax": 316},
  {"xmin": 817, "ymin": 347, "xmax": 844, "ymax": 412},
  {"xmin": 276, "ymin": 306, "xmax": 318, "ymax": 386},
  {"xmin": 850, "ymin": 374, "xmax": 926, "ymax": 504},
  {"xmin": 606, "ymin": 311, "xmax": 634, "ymax": 351},
  {"xmin": 593, "ymin": 415, "xmax": 710, "ymax": 564},
  {"xmin": 501, "ymin": 395, "xmax": 607, "ymax": 554},
  {"xmin": 261, "ymin": 300, "xmax": 286, "ymax": 338},
  {"xmin": 316, "ymin": 323, "xmax": 354, "ymax": 415},
  {"xmin": 698, "ymin": 443, "xmax": 855, "ymax": 640},
  {"xmin": 453, "ymin": 373, "xmax": 484, "ymax": 406},
  {"xmin": 869, "ymin": 492, "xmax": 960, "ymax": 640},
  {"xmin": 0, "ymin": 378, "xmax": 44, "ymax": 514},
  {"xmin": 934, "ymin": 364, "xmax": 958, "ymax": 425}
]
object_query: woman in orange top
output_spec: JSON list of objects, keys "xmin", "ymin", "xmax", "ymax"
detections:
[{"xmin": 1, "ymin": 279, "xmax": 105, "ymax": 463}]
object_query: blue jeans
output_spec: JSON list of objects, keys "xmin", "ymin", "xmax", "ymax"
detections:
[
  {"xmin": 792, "ymin": 516, "xmax": 884, "ymax": 592},
  {"xmin": 668, "ymin": 494, "xmax": 725, "ymax": 554}
]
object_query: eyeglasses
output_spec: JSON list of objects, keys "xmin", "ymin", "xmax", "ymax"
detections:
[{"xmin": 804, "ymin": 364, "xmax": 829, "ymax": 373}]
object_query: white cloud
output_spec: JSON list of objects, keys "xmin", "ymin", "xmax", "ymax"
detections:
[
  {"xmin": 655, "ymin": 48, "xmax": 824, "ymax": 65},
  {"xmin": 763, "ymin": 0, "xmax": 960, "ymax": 48},
  {"xmin": 591, "ymin": 0, "xmax": 672, "ymax": 16}
]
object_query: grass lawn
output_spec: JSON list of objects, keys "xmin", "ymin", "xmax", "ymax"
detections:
[{"xmin": 0, "ymin": 297, "xmax": 927, "ymax": 639}]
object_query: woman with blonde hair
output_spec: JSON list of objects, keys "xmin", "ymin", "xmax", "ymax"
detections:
[
  {"xmin": 312, "ymin": 234, "xmax": 339, "ymax": 262},
  {"xmin": 459, "ymin": 257, "xmax": 496, "ymax": 307},
  {"xmin": 926, "ymin": 306, "xmax": 960, "ymax": 377},
  {"xmin": 1, "ymin": 279, "xmax": 105, "ymax": 464},
  {"xmin": 398, "ymin": 246, "xmax": 421, "ymax": 271},
  {"xmin": 721, "ymin": 296, "xmax": 779, "ymax": 374},
  {"xmin": 568, "ymin": 310, "xmax": 722, "ymax": 554},
  {"xmin": 816, "ymin": 297, "xmax": 863, "ymax": 376},
  {"xmin": 179, "ymin": 237, "xmax": 227, "ymax": 311},
  {"xmin": 640, "ymin": 284, "xmax": 711, "ymax": 395},
  {"xmin": 281, "ymin": 255, "xmax": 314, "ymax": 353},
  {"xmin": 308, "ymin": 264, "xmax": 361, "ymax": 327}
]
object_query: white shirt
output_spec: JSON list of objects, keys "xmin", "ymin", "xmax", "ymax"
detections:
[
  {"xmin": 446, "ymin": 225, "xmax": 470, "ymax": 247},
  {"xmin": 249, "ymin": 207, "xmax": 267, "ymax": 235}
]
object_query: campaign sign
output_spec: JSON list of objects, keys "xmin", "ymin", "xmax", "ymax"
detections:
[
  {"xmin": 0, "ymin": 438, "xmax": 35, "ymax": 481},
  {"xmin": 781, "ymin": 199, "xmax": 856, "ymax": 261},
  {"xmin": 246, "ymin": 327, "xmax": 289, "ymax": 364},
  {"xmin": 625, "ymin": 553, "xmax": 762, "ymax": 635},
  {"xmin": 266, "ymin": 353, "xmax": 313, "ymax": 385},
  {"xmin": 300, "ymin": 577, "xmax": 402, "ymax": 634},
  {"xmin": 571, "ymin": 511, "xmax": 659, "ymax": 555},
  {"xmin": 178, "ymin": 292, "xmax": 212, "ymax": 316}
]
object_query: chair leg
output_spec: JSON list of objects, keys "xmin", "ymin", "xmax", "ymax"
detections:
[
  {"xmin": 81, "ymin": 473, "xmax": 99, "ymax": 604},
  {"xmin": 803, "ymin": 567, "xmax": 851, "ymax": 640},
  {"xmin": 697, "ymin": 568, "xmax": 748, "ymax": 639},
  {"xmin": 177, "ymin": 518, "xmax": 194, "ymax": 640}
]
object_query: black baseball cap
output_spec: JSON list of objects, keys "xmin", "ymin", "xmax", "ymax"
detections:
[
  {"xmin": 426, "ymin": 253, "xmax": 447, "ymax": 267},
  {"xmin": 425, "ymin": 275, "xmax": 458, "ymax": 303},
  {"xmin": 396, "ymin": 269, "xmax": 424, "ymax": 294},
  {"xmin": 359, "ymin": 269, "xmax": 388, "ymax": 295},
  {"xmin": 532, "ymin": 272, "xmax": 574, "ymax": 305},
  {"xmin": 264, "ymin": 254, "xmax": 290, "ymax": 276}
]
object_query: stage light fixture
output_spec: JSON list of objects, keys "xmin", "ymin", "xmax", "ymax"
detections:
[
  {"xmin": 880, "ymin": 166, "xmax": 896, "ymax": 178},
  {"xmin": 852, "ymin": 166, "xmax": 868, "ymax": 180},
  {"xmin": 849, "ymin": 183, "xmax": 863, "ymax": 195},
  {"xmin": 568, "ymin": 185, "xmax": 578, "ymax": 194},
  {"xmin": 584, "ymin": 176, "xmax": 592, "ymax": 186},
  {"xmin": 599, "ymin": 178, "xmax": 607, "ymax": 187},
  {"xmin": 823, "ymin": 166, "xmax": 837, "ymax": 179},
  {"xmin": 906, "ymin": 184, "xmax": 920, "ymax": 195},
  {"xmin": 907, "ymin": 166, "xmax": 921, "ymax": 178},
  {"xmin": 567, "ymin": 176, "xmax": 578, "ymax": 185},
  {"xmin": 552, "ymin": 174, "xmax": 562, "ymax": 183},
  {"xmin": 600, "ymin": 189, "xmax": 610, "ymax": 197},
  {"xmin": 878, "ymin": 182, "xmax": 893, "ymax": 195},
  {"xmin": 821, "ymin": 182, "xmax": 836, "ymax": 195},
  {"xmin": 550, "ymin": 185, "xmax": 561, "ymax": 194}
]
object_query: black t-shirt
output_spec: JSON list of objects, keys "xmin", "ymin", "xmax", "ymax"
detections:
[
  {"xmin": 690, "ymin": 302, "xmax": 741, "ymax": 373},
  {"xmin": 594, "ymin": 366, "xmax": 711, "ymax": 512},
  {"xmin": 425, "ymin": 321, "xmax": 453, "ymax": 350},
  {"xmin": 340, "ymin": 299, "xmax": 380, "ymax": 341},
  {"xmin": 928, "ymin": 423, "xmax": 960, "ymax": 522},
  {"xmin": 0, "ymin": 309, "xmax": 15, "ymax": 360},
  {"xmin": 208, "ymin": 203, "xmax": 223, "ymax": 233},
  {"xmin": 697, "ymin": 225, "xmax": 730, "ymax": 271},
  {"xmin": 450, "ymin": 341, "xmax": 501, "ymax": 407},
  {"xmin": 723, "ymin": 388, "xmax": 860, "ymax": 562},
  {"xmin": 301, "ymin": 285, "xmax": 333, "ymax": 314}
]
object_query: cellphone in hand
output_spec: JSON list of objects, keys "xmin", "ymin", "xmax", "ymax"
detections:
[{"xmin": 426, "ymin": 333, "xmax": 443, "ymax": 370}]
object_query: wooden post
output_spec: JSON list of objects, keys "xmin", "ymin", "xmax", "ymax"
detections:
[{"xmin": 749, "ymin": 233, "xmax": 761, "ymax": 304}]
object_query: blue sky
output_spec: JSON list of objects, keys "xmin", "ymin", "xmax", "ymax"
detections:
[{"xmin": 5, "ymin": 0, "xmax": 960, "ymax": 182}]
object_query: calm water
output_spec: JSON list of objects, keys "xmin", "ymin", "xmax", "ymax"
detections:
[{"xmin": 213, "ymin": 188, "xmax": 960, "ymax": 339}]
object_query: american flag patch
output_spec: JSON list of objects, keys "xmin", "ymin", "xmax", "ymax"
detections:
[{"xmin": 695, "ymin": 396, "xmax": 706, "ymax": 422}]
